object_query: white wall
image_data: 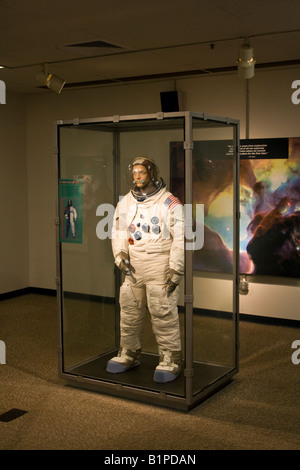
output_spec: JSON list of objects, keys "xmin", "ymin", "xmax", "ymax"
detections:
[
  {"xmin": 175, "ymin": 67, "xmax": 300, "ymax": 320},
  {"xmin": 1, "ymin": 66, "xmax": 300, "ymax": 320},
  {"xmin": 249, "ymin": 68, "xmax": 300, "ymax": 138},
  {"xmin": 0, "ymin": 91, "xmax": 28, "ymax": 294},
  {"xmin": 238, "ymin": 67, "xmax": 300, "ymax": 320}
]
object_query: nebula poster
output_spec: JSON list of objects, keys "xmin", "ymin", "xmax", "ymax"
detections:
[
  {"xmin": 240, "ymin": 137, "xmax": 300, "ymax": 277},
  {"xmin": 170, "ymin": 138, "xmax": 300, "ymax": 278}
]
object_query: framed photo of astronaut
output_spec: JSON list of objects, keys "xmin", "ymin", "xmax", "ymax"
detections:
[
  {"xmin": 170, "ymin": 137, "xmax": 300, "ymax": 278},
  {"xmin": 59, "ymin": 179, "xmax": 83, "ymax": 244}
]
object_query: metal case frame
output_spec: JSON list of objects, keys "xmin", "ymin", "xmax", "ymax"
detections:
[{"xmin": 55, "ymin": 111, "xmax": 240, "ymax": 411}]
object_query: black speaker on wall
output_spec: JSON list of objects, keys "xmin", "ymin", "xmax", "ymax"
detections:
[{"xmin": 160, "ymin": 91, "xmax": 180, "ymax": 112}]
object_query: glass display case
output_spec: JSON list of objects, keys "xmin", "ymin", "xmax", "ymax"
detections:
[{"xmin": 55, "ymin": 111, "xmax": 240, "ymax": 411}]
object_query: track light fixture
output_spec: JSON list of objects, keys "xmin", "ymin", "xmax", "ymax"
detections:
[
  {"xmin": 36, "ymin": 64, "xmax": 66, "ymax": 93},
  {"xmin": 237, "ymin": 40, "xmax": 256, "ymax": 79}
]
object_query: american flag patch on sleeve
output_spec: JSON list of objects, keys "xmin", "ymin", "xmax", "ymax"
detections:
[{"xmin": 164, "ymin": 195, "xmax": 180, "ymax": 211}]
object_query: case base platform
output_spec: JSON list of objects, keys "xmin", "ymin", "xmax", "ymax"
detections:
[{"xmin": 65, "ymin": 351, "xmax": 232, "ymax": 400}]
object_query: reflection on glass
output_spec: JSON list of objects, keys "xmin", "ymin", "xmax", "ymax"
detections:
[
  {"xmin": 192, "ymin": 124, "xmax": 236, "ymax": 394},
  {"xmin": 59, "ymin": 127, "xmax": 116, "ymax": 370},
  {"xmin": 170, "ymin": 122, "xmax": 237, "ymax": 394}
]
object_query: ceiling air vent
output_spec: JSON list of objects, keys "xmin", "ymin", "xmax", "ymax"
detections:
[{"xmin": 67, "ymin": 40, "xmax": 122, "ymax": 49}]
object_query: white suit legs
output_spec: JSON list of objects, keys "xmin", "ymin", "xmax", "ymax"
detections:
[
  {"xmin": 146, "ymin": 284, "xmax": 181, "ymax": 352},
  {"xmin": 119, "ymin": 281, "xmax": 147, "ymax": 351},
  {"xmin": 119, "ymin": 279, "xmax": 181, "ymax": 352}
]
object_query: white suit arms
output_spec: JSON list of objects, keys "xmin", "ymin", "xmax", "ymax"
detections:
[
  {"xmin": 111, "ymin": 202, "xmax": 129, "ymax": 267},
  {"xmin": 165, "ymin": 202, "xmax": 184, "ymax": 292}
]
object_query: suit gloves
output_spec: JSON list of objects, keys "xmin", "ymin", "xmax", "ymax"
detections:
[
  {"xmin": 117, "ymin": 251, "xmax": 135, "ymax": 276},
  {"xmin": 165, "ymin": 269, "xmax": 183, "ymax": 294}
]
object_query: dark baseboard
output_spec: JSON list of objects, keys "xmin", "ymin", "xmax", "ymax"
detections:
[
  {"xmin": 0, "ymin": 287, "xmax": 298, "ymax": 327},
  {"xmin": 0, "ymin": 286, "xmax": 56, "ymax": 300},
  {"xmin": 28, "ymin": 287, "xmax": 57, "ymax": 297},
  {"xmin": 239, "ymin": 312, "xmax": 300, "ymax": 327},
  {"xmin": 0, "ymin": 287, "xmax": 31, "ymax": 300}
]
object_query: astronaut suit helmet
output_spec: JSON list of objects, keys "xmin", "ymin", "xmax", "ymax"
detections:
[{"xmin": 127, "ymin": 157, "xmax": 163, "ymax": 196}]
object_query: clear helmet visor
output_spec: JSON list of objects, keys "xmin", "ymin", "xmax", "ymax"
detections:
[{"xmin": 127, "ymin": 157, "xmax": 161, "ymax": 192}]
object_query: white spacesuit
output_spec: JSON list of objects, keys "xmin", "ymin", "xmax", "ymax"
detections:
[{"xmin": 106, "ymin": 157, "xmax": 184, "ymax": 383}]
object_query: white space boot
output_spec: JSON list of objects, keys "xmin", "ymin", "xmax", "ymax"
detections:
[
  {"xmin": 153, "ymin": 350, "xmax": 182, "ymax": 383},
  {"xmin": 106, "ymin": 347, "xmax": 141, "ymax": 373}
]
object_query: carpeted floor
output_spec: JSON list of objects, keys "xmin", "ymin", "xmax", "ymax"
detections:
[{"xmin": 0, "ymin": 293, "xmax": 299, "ymax": 450}]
